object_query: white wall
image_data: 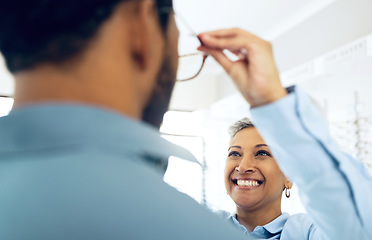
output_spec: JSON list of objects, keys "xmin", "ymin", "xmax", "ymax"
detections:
[
  {"xmin": 0, "ymin": 55, "xmax": 14, "ymax": 96},
  {"xmin": 273, "ymin": 0, "xmax": 372, "ymax": 72}
]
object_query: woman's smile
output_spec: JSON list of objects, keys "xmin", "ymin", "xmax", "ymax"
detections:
[{"xmin": 232, "ymin": 178, "xmax": 263, "ymax": 188}]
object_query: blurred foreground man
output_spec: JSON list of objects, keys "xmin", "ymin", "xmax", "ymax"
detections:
[{"xmin": 0, "ymin": 1, "xmax": 249, "ymax": 239}]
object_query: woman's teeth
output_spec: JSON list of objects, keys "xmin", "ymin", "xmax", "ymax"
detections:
[{"xmin": 236, "ymin": 180, "xmax": 260, "ymax": 187}]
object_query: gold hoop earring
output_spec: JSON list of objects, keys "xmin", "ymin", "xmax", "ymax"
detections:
[{"xmin": 285, "ymin": 188, "xmax": 290, "ymax": 198}]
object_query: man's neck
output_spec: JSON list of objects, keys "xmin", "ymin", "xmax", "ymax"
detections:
[{"xmin": 13, "ymin": 61, "xmax": 141, "ymax": 120}]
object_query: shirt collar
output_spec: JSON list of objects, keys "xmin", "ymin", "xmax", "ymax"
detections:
[
  {"xmin": 226, "ymin": 212, "xmax": 289, "ymax": 235},
  {"xmin": 226, "ymin": 213, "xmax": 249, "ymax": 234},
  {"xmin": 1, "ymin": 104, "xmax": 199, "ymax": 168},
  {"xmin": 261, "ymin": 212, "xmax": 289, "ymax": 234}
]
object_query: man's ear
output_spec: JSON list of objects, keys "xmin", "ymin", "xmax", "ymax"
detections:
[{"xmin": 129, "ymin": 0, "xmax": 163, "ymax": 71}]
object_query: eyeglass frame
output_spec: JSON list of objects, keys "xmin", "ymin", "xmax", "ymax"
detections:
[{"xmin": 157, "ymin": 7, "xmax": 209, "ymax": 82}]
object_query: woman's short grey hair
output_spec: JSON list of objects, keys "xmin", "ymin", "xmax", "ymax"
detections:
[{"xmin": 229, "ymin": 117, "xmax": 255, "ymax": 138}]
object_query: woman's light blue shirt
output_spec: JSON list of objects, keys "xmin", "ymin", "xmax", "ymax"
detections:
[{"xmin": 218, "ymin": 211, "xmax": 316, "ymax": 239}]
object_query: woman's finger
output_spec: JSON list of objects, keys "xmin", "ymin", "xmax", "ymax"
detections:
[
  {"xmin": 198, "ymin": 33, "xmax": 247, "ymax": 50},
  {"xmin": 198, "ymin": 33, "xmax": 264, "ymax": 58},
  {"xmin": 197, "ymin": 46, "xmax": 233, "ymax": 73},
  {"xmin": 199, "ymin": 28, "xmax": 249, "ymax": 38}
]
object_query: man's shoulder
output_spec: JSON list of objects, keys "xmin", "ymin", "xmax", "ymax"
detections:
[{"xmin": 214, "ymin": 209, "xmax": 234, "ymax": 219}]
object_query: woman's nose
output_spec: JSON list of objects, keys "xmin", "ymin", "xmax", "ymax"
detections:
[{"xmin": 235, "ymin": 157, "xmax": 256, "ymax": 173}]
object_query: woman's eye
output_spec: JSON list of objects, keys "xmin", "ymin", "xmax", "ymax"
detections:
[
  {"xmin": 255, "ymin": 150, "xmax": 271, "ymax": 157},
  {"xmin": 228, "ymin": 151, "xmax": 241, "ymax": 157}
]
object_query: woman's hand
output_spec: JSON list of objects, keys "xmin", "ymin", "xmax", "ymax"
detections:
[{"xmin": 198, "ymin": 28, "xmax": 287, "ymax": 107}]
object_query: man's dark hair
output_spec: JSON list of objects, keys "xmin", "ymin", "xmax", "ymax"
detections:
[{"xmin": 0, "ymin": 0, "xmax": 172, "ymax": 73}]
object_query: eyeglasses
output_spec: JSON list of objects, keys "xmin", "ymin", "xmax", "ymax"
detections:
[
  {"xmin": 174, "ymin": 14, "xmax": 208, "ymax": 82},
  {"xmin": 156, "ymin": 7, "xmax": 208, "ymax": 82}
]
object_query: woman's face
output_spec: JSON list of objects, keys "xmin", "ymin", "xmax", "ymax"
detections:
[{"xmin": 225, "ymin": 127, "xmax": 288, "ymax": 211}]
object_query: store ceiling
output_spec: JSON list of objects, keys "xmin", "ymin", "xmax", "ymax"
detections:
[{"xmin": 173, "ymin": 0, "xmax": 336, "ymax": 40}]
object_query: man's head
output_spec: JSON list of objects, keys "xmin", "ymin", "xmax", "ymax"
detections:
[
  {"xmin": 0, "ymin": 0, "xmax": 178, "ymax": 128},
  {"xmin": 0, "ymin": 0, "xmax": 173, "ymax": 72}
]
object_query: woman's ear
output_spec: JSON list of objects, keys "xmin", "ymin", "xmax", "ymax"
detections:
[{"xmin": 284, "ymin": 178, "xmax": 293, "ymax": 190}]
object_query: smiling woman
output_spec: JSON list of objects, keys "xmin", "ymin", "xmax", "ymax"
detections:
[{"xmin": 221, "ymin": 118, "xmax": 293, "ymax": 235}]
